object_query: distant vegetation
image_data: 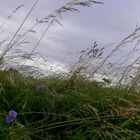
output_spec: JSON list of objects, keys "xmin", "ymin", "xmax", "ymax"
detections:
[{"xmin": 0, "ymin": 0, "xmax": 140, "ymax": 139}]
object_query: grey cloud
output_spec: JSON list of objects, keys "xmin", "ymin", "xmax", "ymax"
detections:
[{"xmin": 0, "ymin": 0, "xmax": 140, "ymax": 68}]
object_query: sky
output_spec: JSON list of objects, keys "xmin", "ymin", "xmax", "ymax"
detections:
[{"xmin": 0, "ymin": 0, "xmax": 140, "ymax": 72}]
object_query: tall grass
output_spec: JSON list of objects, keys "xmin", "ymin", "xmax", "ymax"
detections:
[
  {"xmin": 0, "ymin": 70, "xmax": 139, "ymax": 139},
  {"xmin": 0, "ymin": 0, "xmax": 140, "ymax": 140}
]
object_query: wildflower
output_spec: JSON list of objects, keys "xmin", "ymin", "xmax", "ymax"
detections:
[
  {"xmin": 6, "ymin": 116, "xmax": 15, "ymax": 123},
  {"xmin": 9, "ymin": 110, "xmax": 17, "ymax": 118},
  {"xmin": 6, "ymin": 110, "xmax": 17, "ymax": 124},
  {"xmin": 35, "ymin": 84, "xmax": 43, "ymax": 93}
]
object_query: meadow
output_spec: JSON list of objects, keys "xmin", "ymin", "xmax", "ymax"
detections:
[{"xmin": 0, "ymin": 0, "xmax": 140, "ymax": 139}]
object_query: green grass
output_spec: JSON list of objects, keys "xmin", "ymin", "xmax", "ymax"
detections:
[{"xmin": 0, "ymin": 69, "xmax": 139, "ymax": 140}]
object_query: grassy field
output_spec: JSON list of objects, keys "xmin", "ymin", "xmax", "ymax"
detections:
[
  {"xmin": 0, "ymin": 69, "xmax": 139, "ymax": 140},
  {"xmin": 0, "ymin": 0, "xmax": 140, "ymax": 139}
]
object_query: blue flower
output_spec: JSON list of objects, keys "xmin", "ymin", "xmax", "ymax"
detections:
[
  {"xmin": 6, "ymin": 116, "xmax": 15, "ymax": 123},
  {"xmin": 9, "ymin": 110, "xmax": 17, "ymax": 118},
  {"xmin": 6, "ymin": 110, "xmax": 17, "ymax": 124}
]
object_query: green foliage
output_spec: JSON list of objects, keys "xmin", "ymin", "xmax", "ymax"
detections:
[{"xmin": 0, "ymin": 70, "xmax": 139, "ymax": 140}]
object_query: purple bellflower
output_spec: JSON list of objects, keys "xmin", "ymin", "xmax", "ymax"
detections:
[
  {"xmin": 35, "ymin": 84, "xmax": 43, "ymax": 93},
  {"xmin": 6, "ymin": 110, "xmax": 17, "ymax": 124}
]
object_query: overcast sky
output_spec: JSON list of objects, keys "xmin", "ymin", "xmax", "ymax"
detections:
[{"xmin": 0, "ymin": 0, "xmax": 140, "ymax": 70}]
